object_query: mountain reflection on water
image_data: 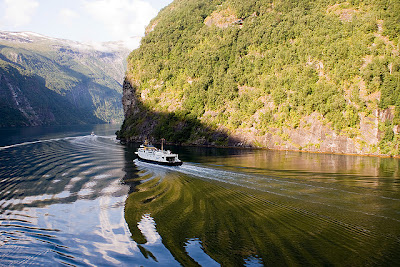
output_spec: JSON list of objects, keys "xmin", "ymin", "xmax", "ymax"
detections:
[{"xmin": 0, "ymin": 125, "xmax": 399, "ymax": 266}]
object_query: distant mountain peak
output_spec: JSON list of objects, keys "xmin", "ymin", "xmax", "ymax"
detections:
[{"xmin": 0, "ymin": 30, "xmax": 140, "ymax": 51}]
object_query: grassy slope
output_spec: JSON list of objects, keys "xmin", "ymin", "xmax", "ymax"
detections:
[{"xmin": 121, "ymin": 0, "xmax": 400, "ymax": 155}]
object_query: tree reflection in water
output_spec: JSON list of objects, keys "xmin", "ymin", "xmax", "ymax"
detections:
[{"xmin": 124, "ymin": 160, "xmax": 400, "ymax": 266}]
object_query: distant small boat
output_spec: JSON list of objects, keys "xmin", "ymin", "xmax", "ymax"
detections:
[
  {"xmin": 135, "ymin": 140, "xmax": 182, "ymax": 166},
  {"xmin": 91, "ymin": 132, "xmax": 95, "ymax": 136}
]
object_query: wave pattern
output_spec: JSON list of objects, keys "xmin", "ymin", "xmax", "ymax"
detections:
[
  {"xmin": 1, "ymin": 134, "xmax": 400, "ymax": 266},
  {"xmin": 0, "ymin": 135, "xmax": 147, "ymax": 266}
]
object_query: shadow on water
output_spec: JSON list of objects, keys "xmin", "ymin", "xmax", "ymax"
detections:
[
  {"xmin": 121, "ymin": 143, "xmax": 142, "ymax": 195},
  {"xmin": 117, "ymin": 79, "xmax": 400, "ymax": 265}
]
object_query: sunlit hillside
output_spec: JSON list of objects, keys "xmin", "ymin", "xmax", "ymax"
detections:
[{"xmin": 119, "ymin": 0, "xmax": 400, "ymax": 156}]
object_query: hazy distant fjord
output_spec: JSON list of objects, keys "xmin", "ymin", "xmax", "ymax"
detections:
[{"xmin": 0, "ymin": 124, "xmax": 121, "ymax": 148}]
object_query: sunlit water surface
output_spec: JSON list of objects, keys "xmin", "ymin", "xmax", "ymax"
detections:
[{"xmin": 0, "ymin": 125, "xmax": 400, "ymax": 266}]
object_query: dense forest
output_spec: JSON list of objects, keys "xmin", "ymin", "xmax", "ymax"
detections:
[{"xmin": 119, "ymin": 0, "xmax": 400, "ymax": 156}]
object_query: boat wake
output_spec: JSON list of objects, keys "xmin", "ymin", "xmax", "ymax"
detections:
[
  {"xmin": 0, "ymin": 134, "xmax": 119, "ymax": 151},
  {"xmin": 131, "ymin": 158, "xmax": 400, "ymax": 266},
  {"xmin": 133, "ymin": 159, "xmax": 400, "ymax": 225}
]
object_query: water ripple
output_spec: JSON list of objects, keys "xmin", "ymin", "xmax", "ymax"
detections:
[
  {"xmin": 0, "ymin": 134, "xmax": 143, "ymax": 265},
  {"xmin": 128, "ymin": 159, "xmax": 400, "ymax": 266},
  {"xmin": 1, "ymin": 132, "xmax": 400, "ymax": 266}
]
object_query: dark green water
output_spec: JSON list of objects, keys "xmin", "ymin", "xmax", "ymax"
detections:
[{"xmin": 0, "ymin": 125, "xmax": 399, "ymax": 266}]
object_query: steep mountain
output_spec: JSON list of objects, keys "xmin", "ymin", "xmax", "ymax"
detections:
[
  {"xmin": 0, "ymin": 31, "xmax": 132, "ymax": 127},
  {"xmin": 119, "ymin": 0, "xmax": 400, "ymax": 156}
]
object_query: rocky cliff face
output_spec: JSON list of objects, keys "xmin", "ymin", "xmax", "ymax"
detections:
[
  {"xmin": 122, "ymin": 79, "xmax": 141, "ymax": 119},
  {"xmin": 0, "ymin": 31, "xmax": 131, "ymax": 127},
  {"xmin": 120, "ymin": 76, "xmax": 391, "ymax": 156},
  {"xmin": 229, "ymin": 112, "xmax": 382, "ymax": 155}
]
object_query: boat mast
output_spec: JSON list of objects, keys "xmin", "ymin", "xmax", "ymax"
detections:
[{"xmin": 161, "ymin": 138, "xmax": 165, "ymax": 151}]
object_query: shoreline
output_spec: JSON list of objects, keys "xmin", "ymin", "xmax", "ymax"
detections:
[{"xmin": 120, "ymin": 138, "xmax": 399, "ymax": 159}]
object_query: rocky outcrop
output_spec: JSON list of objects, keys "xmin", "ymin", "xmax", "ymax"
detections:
[
  {"xmin": 204, "ymin": 7, "xmax": 243, "ymax": 28},
  {"xmin": 122, "ymin": 79, "xmax": 141, "ymax": 118},
  {"xmin": 120, "ymin": 77, "xmax": 397, "ymax": 155},
  {"xmin": 229, "ymin": 112, "xmax": 383, "ymax": 155}
]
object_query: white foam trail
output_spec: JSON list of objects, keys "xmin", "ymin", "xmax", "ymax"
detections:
[
  {"xmin": 0, "ymin": 134, "xmax": 119, "ymax": 151},
  {"xmin": 0, "ymin": 136, "xmax": 83, "ymax": 150},
  {"xmin": 134, "ymin": 160, "xmax": 276, "ymax": 190},
  {"xmin": 0, "ymin": 139, "xmax": 60, "ymax": 150}
]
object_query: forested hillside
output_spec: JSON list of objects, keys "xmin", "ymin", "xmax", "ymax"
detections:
[
  {"xmin": 119, "ymin": 0, "xmax": 400, "ymax": 156},
  {"xmin": 0, "ymin": 31, "xmax": 130, "ymax": 127}
]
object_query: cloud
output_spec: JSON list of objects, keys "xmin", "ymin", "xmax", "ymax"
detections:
[
  {"xmin": 59, "ymin": 8, "xmax": 79, "ymax": 24},
  {"xmin": 3, "ymin": 0, "xmax": 39, "ymax": 27},
  {"xmin": 83, "ymin": 0, "xmax": 157, "ymax": 40}
]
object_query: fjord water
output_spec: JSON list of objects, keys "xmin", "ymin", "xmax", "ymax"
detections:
[{"xmin": 0, "ymin": 125, "xmax": 399, "ymax": 266}]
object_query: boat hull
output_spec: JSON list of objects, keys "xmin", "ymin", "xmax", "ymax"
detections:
[{"xmin": 137, "ymin": 156, "xmax": 183, "ymax": 166}]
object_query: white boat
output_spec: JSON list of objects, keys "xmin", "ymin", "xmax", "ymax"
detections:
[{"xmin": 135, "ymin": 140, "xmax": 182, "ymax": 166}]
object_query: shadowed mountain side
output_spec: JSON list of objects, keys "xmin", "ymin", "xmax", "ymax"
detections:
[
  {"xmin": 0, "ymin": 32, "xmax": 129, "ymax": 126},
  {"xmin": 117, "ymin": 79, "xmax": 244, "ymax": 146},
  {"xmin": 0, "ymin": 64, "xmax": 103, "ymax": 127}
]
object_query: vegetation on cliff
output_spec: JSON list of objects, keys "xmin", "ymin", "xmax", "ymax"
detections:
[{"xmin": 120, "ymin": 0, "xmax": 400, "ymax": 155}]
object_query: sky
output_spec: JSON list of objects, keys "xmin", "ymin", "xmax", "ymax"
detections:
[{"xmin": 0, "ymin": 0, "xmax": 173, "ymax": 48}]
